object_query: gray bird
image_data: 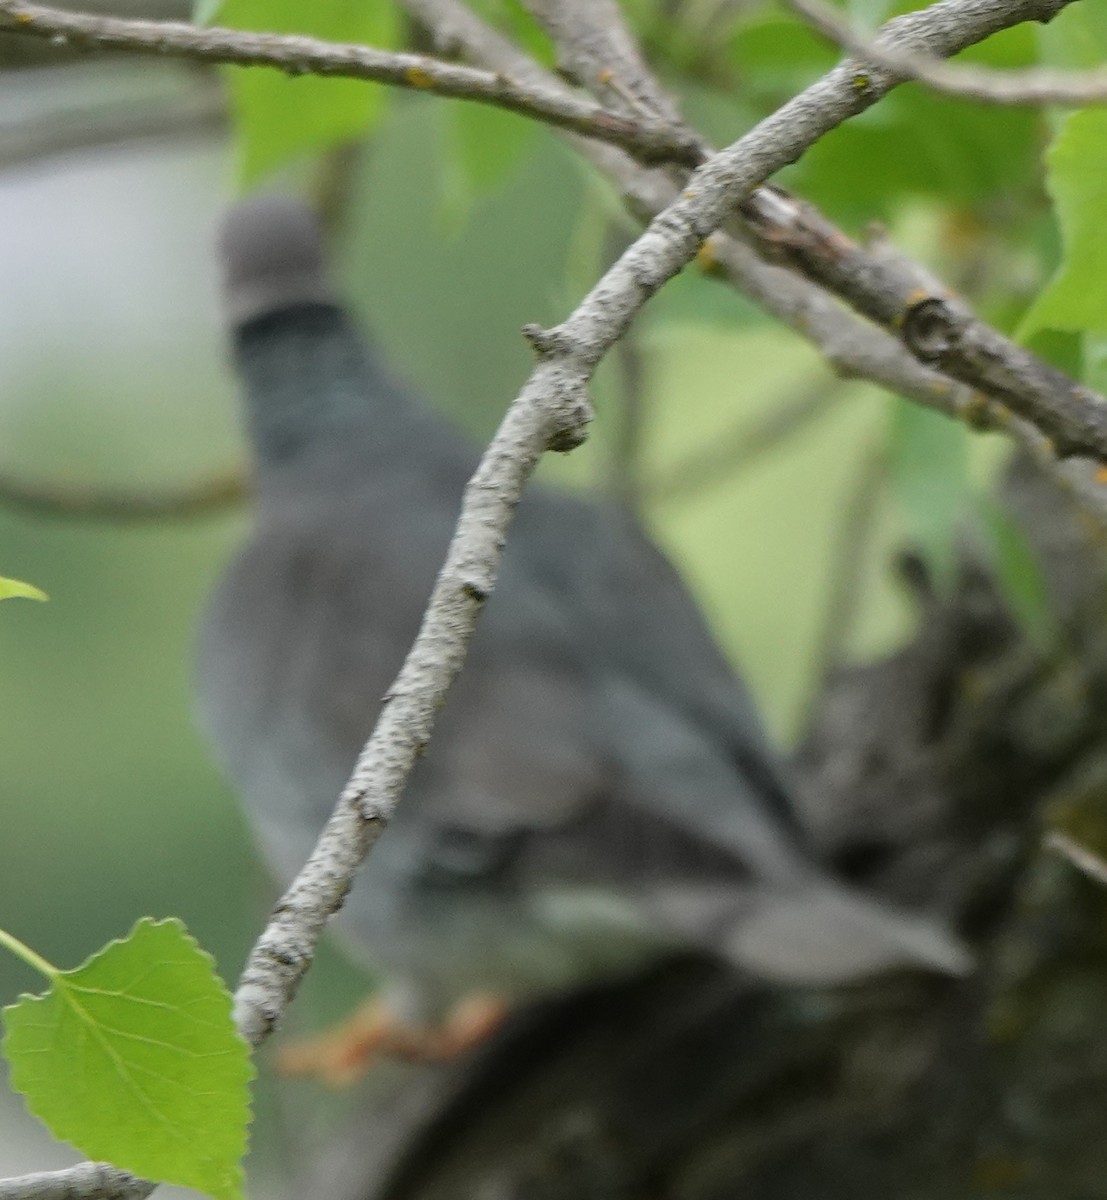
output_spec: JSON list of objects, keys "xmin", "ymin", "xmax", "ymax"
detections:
[{"xmin": 197, "ymin": 196, "xmax": 968, "ymax": 1067}]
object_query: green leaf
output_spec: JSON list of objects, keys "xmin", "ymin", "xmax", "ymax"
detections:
[
  {"xmin": 1021, "ymin": 108, "xmax": 1107, "ymax": 337},
  {"xmin": 976, "ymin": 496, "xmax": 1057, "ymax": 649},
  {"xmin": 210, "ymin": 0, "xmax": 399, "ymax": 186},
  {"xmin": 0, "ymin": 577, "xmax": 46, "ymax": 603},
  {"xmin": 2, "ymin": 918, "xmax": 253, "ymax": 1200},
  {"xmin": 888, "ymin": 398, "xmax": 970, "ymax": 591}
]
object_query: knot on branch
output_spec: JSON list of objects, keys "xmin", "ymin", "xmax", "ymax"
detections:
[
  {"xmin": 847, "ymin": 64, "xmax": 881, "ymax": 96},
  {"xmin": 903, "ymin": 297, "xmax": 959, "ymax": 362},
  {"xmin": 522, "ymin": 322, "xmax": 570, "ymax": 357},
  {"xmin": 460, "ymin": 578, "xmax": 491, "ymax": 603},
  {"xmin": 347, "ymin": 785, "xmax": 394, "ymax": 824},
  {"xmin": 545, "ymin": 394, "xmax": 593, "ymax": 452}
]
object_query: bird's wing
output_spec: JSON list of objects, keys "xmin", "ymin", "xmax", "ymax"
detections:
[
  {"xmin": 196, "ymin": 472, "xmax": 788, "ymax": 895},
  {"xmin": 504, "ymin": 494, "xmax": 815, "ymax": 876},
  {"xmin": 195, "ymin": 482, "xmax": 606, "ymax": 881}
]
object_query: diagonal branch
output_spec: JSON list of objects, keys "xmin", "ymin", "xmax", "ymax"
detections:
[
  {"xmin": 234, "ymin": 0, "xmax": 1085, "ymax": 1069},
  {"xmin": 521, "ymin": 0, "xmax": 681, "ymax": 122},
  {"xmin": 522, "ymin": 0, "xmax": 689, "ymax": 128},
  {"xmin": 0, "ymin": 0, "xmax": 1094, "ymax": 470},
  {"xmin": 1045, "ymin": 831, "xmax": 1107, "ymax": 887},
  {"xmin": 401, "ymin": 1, "xmax": 1003, "ymax": 431},
  {"xmin": 2, "ymin": 0, "xmax": 1092, "ymax": 469},
  {"xmin": 738, "ymin": 186, "xmax": 1107, "ymax": 460}
]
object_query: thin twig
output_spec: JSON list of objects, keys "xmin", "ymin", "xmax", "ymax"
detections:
[
  {"xmin": 522, "ymin": 0, "xmax": 689, "ymax": 128},
  {"xmin": 1045, "ymin": 831, "xmax": 1107, "ymax": 888},
  {"xmin": 0, "ymin": 1165, "xmax": 148, "ymax": 1200},
  {"xmin": 0, "ymin": 471, "xmax": 246, "ymax": 521},
  {"xmin": 647, "ymin": 376, "xmax": 847, "ymax": 503},
  {"xmin": 806, "ymin": 444, "xmax": 887, "ymax": 707},
  {"xmin": 0, "ymin": 0, "xmax": 704, "ymax": 167},
  {"xmin": 0, "ymin": 89, "xmax": 224, "ymax": 174},
  {"xmin": 0, "ymin": 0, "xmax": 189, "ymax": 67},
  {"xmin": 787, "ymin": 0, "xmax": 1107, "ymax": 107},
  {"xmin": 427, "ymin": 6, "xmax": 1107, "ymax": 537}
]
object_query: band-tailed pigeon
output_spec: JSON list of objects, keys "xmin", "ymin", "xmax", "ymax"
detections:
[{"xmin": 196, "ymin": 196, "xmax": 967, "ymax": 1067}]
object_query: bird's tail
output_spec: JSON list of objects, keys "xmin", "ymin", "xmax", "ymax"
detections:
[{"xmin": 723, "ymin": 880, "xmax": 971, "ymax": 985}]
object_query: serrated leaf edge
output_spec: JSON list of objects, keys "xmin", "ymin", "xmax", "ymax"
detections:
[{"xmin": 2, "ymin": 918, "xmax": 252, "ymax": 1200}]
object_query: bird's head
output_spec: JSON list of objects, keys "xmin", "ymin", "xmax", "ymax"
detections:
[{"xmin": 218, "ymin": 194, "xmax": 335, "ymax": 329}]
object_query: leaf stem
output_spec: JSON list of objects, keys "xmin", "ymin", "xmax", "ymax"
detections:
[{"xmin": 0, "ymin": 926, "xmax": 57, "ymax": 982}]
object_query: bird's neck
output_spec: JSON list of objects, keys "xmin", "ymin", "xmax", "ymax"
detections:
[{"xmin": 232, "ymin": 302, "xmax": 418, "ymax": 472}]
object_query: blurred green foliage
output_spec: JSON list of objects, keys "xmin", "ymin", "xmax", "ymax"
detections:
[{"xmin": 211, "ymin": 0, "xmax": 400, "ymax": 187}]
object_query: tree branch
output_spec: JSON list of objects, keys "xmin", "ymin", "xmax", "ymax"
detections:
[
  {"xmin": 738, "ymin": 186, "xmax": 1107, "ymax": 460},
  {"xmin": 399, "ymin": 3, "xmax": 997, "ymax": 435},
  {"xmin": 787, "ymin": 0, "xmax": 1107, "ymax": 107},
  {"xmin": 0, "ymin": 0, "xmax": 190, "ymax": 67},
  {"xmin": 0, "ymin": 0, "xmax": 1092, "ymax": 473},
  {"xmin": 4, "ymin": 0, "xmax": 1093, "ymax": 475},
  {"xmin": 523, "ymin": 0, "xmax": 690, "ymax": 128},
  {"xmin": 0, "ymin": 0, "xmax": 703, "ymax": 167},
  {"xmin": 522, "ymin": 0, "xmax": 681, "ymax": 122},
  {"xmin": 0, "ymin": 1167, "xmax": 149, "ymax": 1200},
  {"xmin": 516, "ymin": 0, "xmax": 1107, "ymax": 475},
  {"xmin": 1045, "ymin": 831, "xmax": 1107, "ymax": 887}
]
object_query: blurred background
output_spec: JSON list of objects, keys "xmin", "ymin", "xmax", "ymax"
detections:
[{"xmin": 0, "ymin": 0, "xmax": 1074, "ymax": 1193}]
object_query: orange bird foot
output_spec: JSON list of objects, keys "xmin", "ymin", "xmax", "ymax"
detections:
[{"xmin": 276, "ymin": 991, "xmax": 510, "ymax": 1087}]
